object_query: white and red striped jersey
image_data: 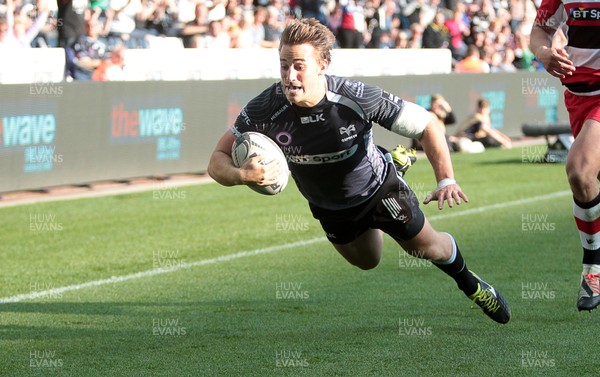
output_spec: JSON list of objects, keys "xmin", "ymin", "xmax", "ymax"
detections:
[{"xmin": 535, "ymin": 0, "xmax": 600, "ymax": 92}]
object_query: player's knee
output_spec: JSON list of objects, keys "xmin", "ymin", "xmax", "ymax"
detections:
[
  {"xmin": 566, "ymin": 163, "xmax": 593, "ymax": 191},
  {"xmin": 353, "ymin": 258, "xmax": 380, "ymax": 270},
  {"xmin": 349, "ymin": 252, "xmax": 381, "ymax": 270}
]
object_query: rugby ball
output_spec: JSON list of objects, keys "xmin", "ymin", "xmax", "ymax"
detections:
[{"xmin": 231, "ymin": 132, "xmax": 289, "ymax": 195}]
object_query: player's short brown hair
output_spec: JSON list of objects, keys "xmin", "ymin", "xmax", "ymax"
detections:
[{"xmin": 280, "ymin": 18, "xmax": 335, "ymax": 64}]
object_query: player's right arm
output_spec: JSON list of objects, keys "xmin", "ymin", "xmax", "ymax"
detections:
[{"xmin": 207, "ymin": 131, "xmax": 281, "ymax": 187}]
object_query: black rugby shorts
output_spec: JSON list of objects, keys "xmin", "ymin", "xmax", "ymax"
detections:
[{"xmin": 309, "ymin": 164, "xmax": 425, "ymax": 244}]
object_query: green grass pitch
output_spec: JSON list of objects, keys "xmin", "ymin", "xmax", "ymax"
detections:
[{"xmin": 0, "ymin": 144, "xmax": 595, "ymax": 376}]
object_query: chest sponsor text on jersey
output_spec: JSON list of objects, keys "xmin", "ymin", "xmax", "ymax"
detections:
[{"xmin": 287, "ymin": 145, "xmax": 358, "ymax": 164}]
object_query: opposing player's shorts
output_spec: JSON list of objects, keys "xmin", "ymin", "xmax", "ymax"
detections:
[
  {"xmin": 309, "ymin": 163, "xmax": 425, "ymax": 245},
  {"xmin": 564, "ymin": 90, "xmax": 600, "ymax": 137}
]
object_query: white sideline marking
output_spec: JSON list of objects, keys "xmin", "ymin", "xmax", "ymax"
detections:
[
  {"xmin": 0, "ymin": 190, "xmax": 571, "ymax": 304},
  {"xmin": 0, "ymin": 238, "xmax": 325, "ymax": 304},
  {"xmin": 428, "ymin": 190, "xmax": 571, "ymax": 221}
]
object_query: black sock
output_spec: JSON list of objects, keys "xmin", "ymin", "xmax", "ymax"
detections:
[{"xmin": 434, "ymin": 233, "xmax": 479, "ymax": 296}]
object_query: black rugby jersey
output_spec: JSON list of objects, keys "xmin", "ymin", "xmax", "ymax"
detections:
[{"xmin": 232, "ymin": 75, "xmax": 409, "ymax": 210}]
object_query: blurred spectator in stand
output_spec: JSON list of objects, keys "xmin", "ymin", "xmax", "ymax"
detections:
[
  {"xmin": 369, "ymin": 30, "xmax": 394, "ymax": 48},
  {"xmin": 230, "ymin": 14, "xmax": 253, "ymax": 48},
  {"xmin": 469, "ymin": 0, "xmax": 495, "ymax": 31},
  {"xmin": 393, "ymin": 29, "xmax": 409, "ymax": 48},
  {"xmin": 204, "ymin": 18, "xmax": 230, "ymax": 48},
  {"xmin": 250, "ymin": 5, "xmax": 267, "ymax": 47},
  {"xmin": 402, "ymin": 0, "xmax": 422, "ymax": 26},
  {"xmin": 509, "ymin": 0, "xmax": 525, "ymax": 32},
  {"xmin": 512, "ymin": 29, "xmax": 536, "ymax": 71},
  {"xmin": 466, "ymin": 25, "xmax": 486, "ymax": 53},
  {"xmin": 92, "ymin": 43, "xmax": 126, "ymax": 80},
  {"xmin": 445, "ymin": 6, "xmax": 469, "ymax": 61},
  {"xmin": 176, "ymin": 0, "xmax": 197, "ymax": 26},
  {"xmin": 237, "ymin": 0, "xmax": 255, "ymax": 22},
  {"xmin": 365, "ymin": 0, "xmax": 399, "ymax": 48},
  {"xmin": 180, "ymin": 1, "xmax": 208, "ymax": 47},
  {"xmin": 337, "ymin": 0, "xmax": 365, "ymax": 48},
  {"xmin": 262, "ymin": 5, "xmax": 283, "ymax": 48},
  {"xmin": 499, "ymin": 47, "xmax": 517, "ymax": 71},
  {"xmin": 489, "ymin": 51, "xmax": 502, "ymax": 72},
  {"xmin": 71, "ymin": 16, "xmax": 109, "ymax": 79},
  {"xmin": 489, "ymin": 49, "xmax": 517, "ymax": 72},
  {"xmin": 455, "ymin": 98, "xmax": 512, "ymax": 149},
  {"xmin": 225, "ymin": 3, "xmax": 243, "ymax": 25},
  {"xmin": 402, "ymin": 0, "xmax": 440, "ymax": 28},
  {"xmin": 407, "ymin": 21, "xmax": 423, "ymax": 48},
  {"xmin": 422, "ymin": 10, "xmax": 448, "ymax": 49},
  {"xmin": 206, "ymin": 0, "xmax": 227, "ymax": 22},
  {"xmin": 516, "ymin": 0, "xmax": 536, "ymax": 37},
  {"xmin": 298, "ymin": 0, "xmax": 328, "ymax": 26},
  {"xmin": 144, "ymin": 0, "xmax": 179, "ymax": 36},
  {"xmin": 0, "ymin": 17, "xmax": 9, "ymax": 46},
  {"xmin": 455, "ymin": 43, "xmax": 490, "ymax": 72},
  {"xmin": 0, "ymin": 0, "xmax": 50, "ymax": 48},
  {"xmin": 103, "ymin": 0, "xmax": 154, "ymax": 48},
  {"xmin": 326, "ymin": 0, "xmax": 342, "ymax": 40},
  {"xmin": 90, "ymin": 0, "xmax": 110, "ymax": 22},
  {"xmin": 57, "ymin": 0, "xmax": 90, "ymax": 49}
]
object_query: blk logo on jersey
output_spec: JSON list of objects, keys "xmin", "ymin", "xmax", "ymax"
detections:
[{"xmin": 300, "ymin": 114, "xmax": 325, "ymax": 124}]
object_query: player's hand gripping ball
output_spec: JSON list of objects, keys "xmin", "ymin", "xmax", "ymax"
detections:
[{"xmin": 231, "ymin": 132, "xmax": 289, "ymax": 195}]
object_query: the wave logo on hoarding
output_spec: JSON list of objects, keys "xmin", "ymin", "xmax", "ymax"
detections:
[
  {"xmin": 111, "ymin": 102, "xmax": 183, "ymax": 160},
  {"xmin": 1, "ymin": 113, "xmax": 59, "ymax": 172}
]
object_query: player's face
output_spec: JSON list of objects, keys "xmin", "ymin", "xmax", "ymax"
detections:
[{"xmin": 279, "ymin": 43, "xmax": 328, "ymax": 108}]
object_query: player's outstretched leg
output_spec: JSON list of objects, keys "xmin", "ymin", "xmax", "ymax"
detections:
[
  {"xmin": 434, "ymin": 233, "xmax": 511, "ymax": 324},
  {"xmin": 401, "ymin": 227, "xmax": 511, "ymax": 324},
  {"xmin": 390, "ymin": 144, "xmax": 417, "ymax": 177}
]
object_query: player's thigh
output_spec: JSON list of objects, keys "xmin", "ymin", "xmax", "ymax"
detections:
[
  {"xmin": 567, "ymin": 118, "xmax": 600, "ymax": 180},
  {"xmin": 332, "ymin": 228, "xmax": 384, "ymax": 269}
]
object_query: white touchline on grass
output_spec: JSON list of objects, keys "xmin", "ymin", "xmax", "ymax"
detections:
[
  {"xmin": 0, "ymin": 190, "xmax": 571, "ymax": 304},
  {"xmin": 427, "ymin": 190, "xmax": 571, "ymax": 221},
  {"xmin": 0, "ymin": 238, "xmax": 325, "ymax": 304}
]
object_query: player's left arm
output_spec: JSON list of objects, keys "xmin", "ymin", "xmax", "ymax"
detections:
[
  {"xmin": 419, "ymin": 121, "xmax": 469, "ymax": 209},
  {"xmin": 389, "ymin": 100, "xmax": 468, "ymax": 209}
]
